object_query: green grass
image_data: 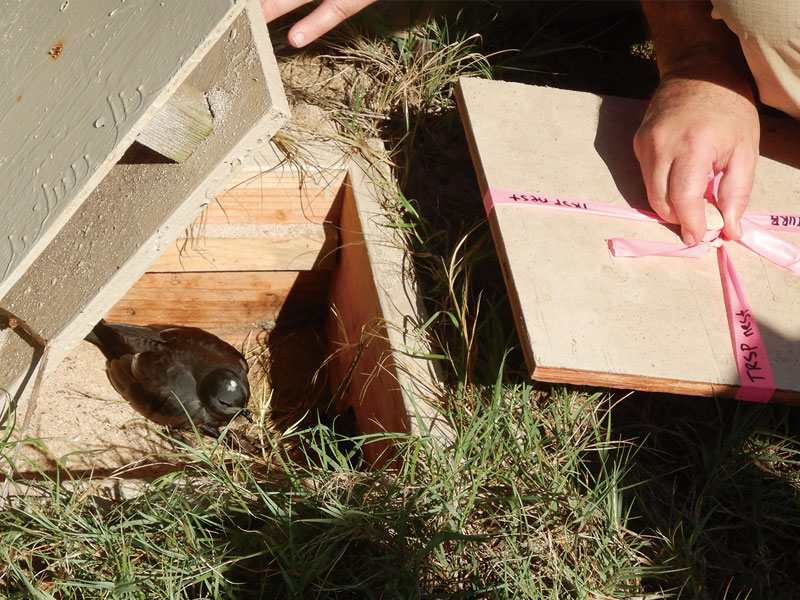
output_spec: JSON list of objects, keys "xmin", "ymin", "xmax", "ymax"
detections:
[
  {"xmin": 4, "ymin": 2, "xmax": 800, "ymax": 598},
  {"xmin": 1, "ymin": 381, "xmax": 651, "ymax": 598}
]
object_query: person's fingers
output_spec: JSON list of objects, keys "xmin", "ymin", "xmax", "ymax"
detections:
[
  {"xmin": 633, "ymin": 77, "xmax": 759, "ymax": 247},
  {"xmin": 716, "ymin": 147, "xmax": 757, "ymax": 241},
  {"xmin": 287, "ymin": 0, "xmax": 375, "ymax": 47},
  {"xmin": 634, "ymin": 120, "xmax": 684, "ymax": 226},
  {"xmin": 636, "ymin": 151, "xmax": 677, "ymax": 226},
  {"xmin": 260, "ymin": 0, "xmax": 311, "ymax": 23},
  {"xmin": 667, "ymin": 151, "xmax": 715, "ymax": 246}
]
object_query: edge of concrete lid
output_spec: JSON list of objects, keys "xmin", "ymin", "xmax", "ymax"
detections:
[{"xmin": 0, "ymin": 0, "xmax": 242, "ymax": 300}]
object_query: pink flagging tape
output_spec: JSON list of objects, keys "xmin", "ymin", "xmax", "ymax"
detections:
[
  {"xmin": 717, "ymin": 245, "xmax": 776, "ymax": 402},
  {"xmin": 483, "ymin": 188, "xmax": 666, "ymax": 224},
  {"xmin": 482, "ymin": 185, "xmax": 796, "ymax": 402},
  {"xmin": 738, "ymin": 217, "xmax": 800, "ymax": 274},
  {"xmin": 742, "ymin": 212, "xmax": 800, "ymax": 233}
]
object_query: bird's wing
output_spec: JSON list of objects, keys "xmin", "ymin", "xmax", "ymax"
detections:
[
  {"xmin": 108, "ymin": 350, "xmax": 209, "ymax": 426},
  {"xmin": 91, "ymin": 321, "xmax": 165, "ymax": 357},
  {"xmin": 105, "ymin": 355, "xmax": 187, "ymax": 426},
  {"xmin": 159, "ymin": 326, "xmax": 248, "ymax": 372}
]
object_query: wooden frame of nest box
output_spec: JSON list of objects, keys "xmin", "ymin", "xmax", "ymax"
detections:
[
  {"xmin": 11, "ymin": 147, "xmax": 447, "ymax": 474},
  {"xmin": 110, "ymin": 152, "xmax": 447, "ymax": 467}
]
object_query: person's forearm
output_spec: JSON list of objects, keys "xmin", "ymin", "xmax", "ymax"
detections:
[{"xmin": 641, "ymin": 1, "xmax": 753, "ymax": 97}]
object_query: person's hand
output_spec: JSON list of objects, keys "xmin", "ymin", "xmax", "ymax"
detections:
[
  {"xmin": 634, "ymin": 77, "xmax": 760, "ymax": 244},
  {"xmin": 635, "ymin": 1, "xmax": 762, "ymax": 245},
  {"xmin": 260, "ymin": 0, "xmax": 377, "ymax": 47}
]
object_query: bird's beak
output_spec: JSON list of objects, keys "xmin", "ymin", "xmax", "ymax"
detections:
[{"xmin": 241, "ymin": 409, "xmax": 254, "ymax": 423}]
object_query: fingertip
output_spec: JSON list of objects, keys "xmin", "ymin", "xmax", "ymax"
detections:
[
  {"xmin": 724, "ymin": 221, "xmax": 743, "ymax": 241},
  {"xmin": 678, "ymin": 210, "xmax": 707, "ymax": 246},
  {"xmin": 288, "ymin": 0, "xmax": 366, "ymax": 48},
  {"xmin": 289, "ymin": 28, "xmax": 307, "ymax": 47},
  {"xmin": 716, "ymin": 164, "xmax": 753, "ymax": 242},
  {"xmin": 680, "ymin": 226, "xmax": 705, "ymax": 247},
  {"xmin": 259, "ymin": 0, "xmax": 277, "ymax": 22},
  {"xmin": 721, "ymin": 209, "xmax": 744, "ymax": 240},
  {"xmin": 261, "ymin": 0, "xmax": 307, "ymax": 24},
  {"xmin": 674, "ymin": 210, "xmax": 706, "ymax": 246}
]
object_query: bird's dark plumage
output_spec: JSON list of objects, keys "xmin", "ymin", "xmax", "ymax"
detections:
[{"xmin": 86, "ymin": 320, "xmax": 251, "ymax": 429}]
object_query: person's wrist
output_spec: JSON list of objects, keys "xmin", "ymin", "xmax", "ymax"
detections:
[{"xmin": 656, "ymin": 47, "xmax": 755, "ymax": 101}]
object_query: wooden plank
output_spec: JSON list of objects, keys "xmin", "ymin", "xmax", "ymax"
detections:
[
  {"xmin": 137, "ymin": 83, "xmax": 213, "ymax": 163},
  {"xmin": 0, "ymin": 0, "xmax": 238, "ymax": 299},
  {"xmin": 149, "ymin": 223, "xmax": 338, "ymax": 271},
  {"xmin": 326, "ymin": 163, "xmax": 447, "ymax": 466},
  {"xmin": 456, "ymin": 77, "xmax": 800, "ymax": 402},
  {"xmin": 205, "ymin": 169, "xmax": 346, "ymax": 224},
  {"xmin": 106, "ymin": 270, "xmax": 330, "ymax": 339}
]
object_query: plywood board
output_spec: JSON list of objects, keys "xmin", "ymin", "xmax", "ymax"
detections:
[
  {"xmin": 106, "ymin": 270, "xmax": 330, "ymax": 341},
  {"xmin": 209, "ymin": 170, "xmax": 346, "ymax": 224},
  {"xmin": 107, "ymin": 151, "xmax": 345, "ymax": 339},
  {"xmin": 456, "ymin": 77, "xmax": 800, "ymax": 401},
  {"xmin": 149, "ymin": 224, "xmax": 338, "ymax": 272},
  {"xmin": 326, "ymin": 159, "xmax": 448, "ymax": 466}
]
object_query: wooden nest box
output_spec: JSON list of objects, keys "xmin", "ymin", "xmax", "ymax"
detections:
[{"xmin": 0, "ymin": 0, "xmax": 444, "ymax": 475}]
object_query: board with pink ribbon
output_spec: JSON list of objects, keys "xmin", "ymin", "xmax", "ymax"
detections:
[{"xmin": 456, "ymin": 77, "xmax": 800, "ymax": 403}]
